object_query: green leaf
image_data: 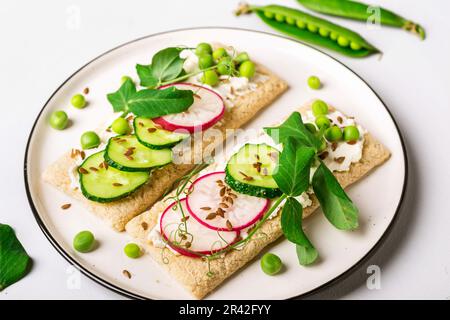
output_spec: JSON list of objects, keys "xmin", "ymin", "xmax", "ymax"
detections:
[
  {"xmin": 280, "ymin": 197, "xmax": 314, "ymax": 248},
  {"xmin": 273, "ymin": 138, "xmax": 315, "ymax": 197},
  {"xmin": 151, "ymin": 47, "xmax": 185, "ymax": 84},
  {"xmin": 0, "ymin": 224, "xmax": 30, "ymax": 291},
  {"xmin": 264, "ymin": 112, "xmax": 322, "ymax": 150},
  {"xmin": 136, "ymin": 64, "xmax": 158, "ymax": 88},
  {"xmin": 106, "ymin": 79, "xmax": 136, "ymax": 113},
  {"xmin": 312, "ymin": 162, "xmax": 359, "ymax": 230},
  {"xmin": 128, "ymin": 86, "xmax": 194, "ymax": 118},
  {"xmin": 296, "ymin": 244, "xmax": 318, "ymax": 266}
]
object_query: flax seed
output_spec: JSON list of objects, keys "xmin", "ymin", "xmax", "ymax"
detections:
[
  {"xmin": 79, "ymin": 167, "xmax": 89, "ymax": 174},
  {"xmin": 122, "ymin": 270, "xmax": 131, "ymax": 279},
  {"xmin": 113, "ymin": 182, "xmax": 123, "ymax": 187},
  {"xmin": 61, "ymin": 203, "xmax": 71, "ymax": 210},
  {"xmin": 206, "ymin": 212, "xmax": 217, "ymax": 220},
  {"xmin": 147, "ymin": 127, "xmax": 157, "ymax": 133},
  {"xmin": 226, "ymin": 220, "xmax": 233, "ymax": 230},
  {"xmin": 200, "ymin": 207, "xmax": 211, "ymax": 211},
  {"xmin": 141, "ymin": 222, "xmax": 148, "ymax": 230}
]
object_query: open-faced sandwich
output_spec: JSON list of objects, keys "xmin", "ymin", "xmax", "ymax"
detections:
[
  {"xmin": 125, "ymin": 101, "xmax": 390, "ymax": 299},
  {"xmin": 42, "ymin": 43, "xmax": 288, "ymax": 231}
]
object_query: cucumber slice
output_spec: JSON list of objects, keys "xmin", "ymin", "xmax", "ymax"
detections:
[
  {"xmin": 79, "ymin": 151, "xmax": 149, "ymax": 203},
  {"xmin": 134, "ymin": 117, "xmax": 188, "ymax": 150},
  {"xmin": 104, "ymin": 135, "xmax": 172, "ymax": 172},
  {"xmin": 225, "ymin": 143, "xmax": 282, "ymax": 198}
]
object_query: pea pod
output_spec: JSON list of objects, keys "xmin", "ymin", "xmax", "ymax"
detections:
[
  {"xmin": 297, "ymin": 0, "xmax": 425, "ymax": 40},
  {"xmin": 235, "ymin": 3, "xmax": 379, "ymax": 58}
]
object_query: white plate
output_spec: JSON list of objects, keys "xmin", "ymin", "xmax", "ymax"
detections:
[{"xmin": 24, "ymin": 27, "xmax": 407, "ymax": 300}]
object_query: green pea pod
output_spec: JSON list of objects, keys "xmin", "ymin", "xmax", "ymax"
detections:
[
  {"xmin": 236, "ymin": 4, "xmax": 379, "ymax": 58},
  {"xmin": 297, "ymin": 0, "xmax": 425, "ymax": 40}
]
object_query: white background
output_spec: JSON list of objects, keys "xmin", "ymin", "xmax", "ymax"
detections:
[{"xmin": 1, "ymin": 0, "xmax": 449, "ymax": 300}]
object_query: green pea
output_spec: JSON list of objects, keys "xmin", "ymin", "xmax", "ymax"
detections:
[
  {"xmin": 73, "ymin": 231, "xmax": 95, "ymax": 253},
  {"xmin": 315, "ymin": 115, "xmax": 331, "ymax": 129},
  {"xmin": 296, "ymin": 20, "xmax": 306, "ymax": 29},
  {"xmin": 330, "ymin": 31, "xmax": 339, "ymax": 41},
  {"xmin": 307, "ymin": 23, "xmax": 318, "ymax": 33},
  {"xmin": 234, "ymin": 52, "xmax": 250, "ymax": 64},
  {"xmin": 212, "ymin": 48, "xmax": 228, "ymax": 61},
  {"xmin": 80, "ymin": 131, "xmax": 100, "ymax": 150},
  {"xmin": 195, "ymin": 42, "xmax": 212, "ymax": 56},
  {"xmin": 264, "ymin": 11, "xmax": 275, "ymax": 19},
  {"xmin": 343, "ymin": 125, "xmax": 360, "ymax": 142},
  {"xmin": 201, "ymin": 70, "xmax": 219, "ymax": 86},
  {"xmin": 239, "ymin": 60, "xmax": 256, "ymax": 79},
  {"xmin": 275, "ymin": 14, "xmax": 285, "ymax": 22},
  {"xmin": 49, "ymin": 110, "xmax": 69, "ymax": 130},
  {"xmin": 217, "ymin": 58, "xmax": 233, "ymax": 75},
  {"xmin": 261, "ymin": 253, "xmax": 282, "ymax": 275},
  {"xmin": 305, "ymin": 123, "xmax": 317, "ymax": 134},
  {"xmin": 121, "ymin": 75, "xmax": 133, "ymax": 84},
  {"xmin": 71, "ymin": 94, "xmax": 86, "ymax": 109},
  {"xmin": 198, "ymin": 54, "xmax": 214, "ymax": 69},
  {"xmin": 319, "ymin": 28, "xmax": 330, "ymax": 37},
  {"xmin": 324, "ymin": 125, "xmax": 343, "ymax": 142},
  {"xmin": 286, "ymin": 16, "xmax": 296, "ymax": 25},
  {"xmin": 312, "ymin": 99, "xmax": 329, "ymax": 116},
  {"xmin": 111, "ymin": 117, "xmax": 130, "ymax": 135},
  {"xmin": 350, "ymin": 42, "xmax": 362, "ymax": 50},
  {"xmin": 124, "ymin": 243, "xmax": 141, "ymax": 259},
  {"xmin": 307, "ymin": 75, "xmax": 321, "ymax": 90},
  {"xmin": 337, "ymin": 36, "xmax": 350, "ymax": 47}
]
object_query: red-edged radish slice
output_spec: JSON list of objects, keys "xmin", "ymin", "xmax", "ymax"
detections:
[
  {"xmin": 186, "ymin": 172, "xmax": 270, "ymax": 231},
  {"xmin": 153, "ymin": 83, "xmax": 225, "ymax": 133},
  {"xmin": 160, "ymin": 198, "xmax": 239, "ymax": 257}
]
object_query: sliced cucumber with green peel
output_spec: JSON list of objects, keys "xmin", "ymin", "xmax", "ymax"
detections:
[
  {"xmin": 104, "ymin": 135, "xmax": 172, "ymax": 172},
  {"xmin": 134, "ymin": 117, "xmax": 189, "ymax": 150},
  {"xmin": 79, "ymin": 151, "xmax": 149, "ymax": 203},
  {"xmin": 225, "ymin": 143, "xmax": 282, "ymax": 198}
]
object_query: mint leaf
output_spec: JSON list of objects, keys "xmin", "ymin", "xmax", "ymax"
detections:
[
  {"xmin": 0, "ymin": 224, "xmax": 30, "ymax": 291},
  {"xmin": 312, "ymin": 162, "xmax": 359, "ymax": 230},
  {"xmin": 273, "ymin": 138, "xmax": 315, "ymax": 197},
  {"xmin": 264, "ymin": 112, "xmax": 322, "ymax": 150},
  {"xmin": 106, "ymin": 79, "xmax": 136, "ymax": 113},
  {"xmin": 281, "ymin": 197, "xmax": 314, "ymax": 248},
  {"xmin": 151, "ymin": 47, "xmax": 185, "ymax": 84},
  {"xmin": 128, "ymin": 86, "xmax": 194, "ymax": 118},
  {"xmin": 136, "ymin": 64, "xmax": 158, "ymax": 88},
  {"xmin": 296, "ymin": 244, "xmax": 318, "ymax": 266}
]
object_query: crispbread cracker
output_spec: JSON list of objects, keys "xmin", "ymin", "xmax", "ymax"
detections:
[
  {"xmin": 42, "ymin": 63, "xmax": 288, "ymax": 231},
  {"xmin": 125, "ymin": 106, "xmax": 391, "ymax": 299}
]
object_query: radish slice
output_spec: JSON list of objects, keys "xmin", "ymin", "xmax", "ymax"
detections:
[
  {"xmin": 153, "ymin": 83, "xmax": 225, "ymax": 133},
  {"xmin": 160, "ymin": 198, "xmax": 239, "ymax": 257},
  {"xmin": 186, "ymin": 172, "xmax": 270, "ymax": 231}
]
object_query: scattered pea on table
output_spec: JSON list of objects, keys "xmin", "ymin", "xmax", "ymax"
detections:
[
  {"xmin": 261, "ymin": 253, "xmax": 283, "ymax": 275},
  {"xmin": 71, "ymin": 94, "xmax": 86, "ymax": 109},
  {"xmin": 49, "ymin": 110, "xmax": 69, "ymax": 130},
  {"xmin": 73, "ymin": 230, "xmax": 95, "ymax": 253},
  {"xmin": 111, "ymin": 117, "xmax": 130, "ymax": 135},
  {"xmin": 80, "ymin": 131, "xmax": 101, "ymax": 150}
]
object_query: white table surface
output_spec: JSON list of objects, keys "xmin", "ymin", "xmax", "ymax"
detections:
[{"xmin": 1, "ymin": 0, "xmax": 449, "ymax": 300}]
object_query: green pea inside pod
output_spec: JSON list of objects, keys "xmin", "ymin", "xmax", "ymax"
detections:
[
  {"xmin": 337, "ymin": 36, "xmax": 350, "ymax": 47},
  {"xmin": 319, "ymin": 28, "xmax": 330, "ymax": 37},
  {"xmin": 286, "ymin": 16, "xmax": 296, "ymax": 25},
  {"xmin": 275, "ymin": 13, "xmax": 285, "ymax": 22},
  {"xmin": 307, "ymin": 23, "xmax": 318, "ymax": 33},
  {"xmin": 296, "ymin": 20, "xmax": 306, "ymax": 29}
]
